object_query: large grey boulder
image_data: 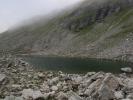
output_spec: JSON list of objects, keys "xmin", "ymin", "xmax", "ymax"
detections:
[
  {"xmin": 85, "ymin": 73, "xmax": 119, "ymax": 100},
  {"xmin": 97, "ymin": 84, "xmax": 114, "ymax": 100}
]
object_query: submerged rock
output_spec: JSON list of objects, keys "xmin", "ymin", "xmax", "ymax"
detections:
[{"xmin": 121, "ymin": 67, "xmax": 132, "ymax": 73}]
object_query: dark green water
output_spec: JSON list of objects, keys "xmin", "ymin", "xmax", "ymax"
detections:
[{"xmin": 21, "ymin": 55, "xmax": 132, "ymax": 74}]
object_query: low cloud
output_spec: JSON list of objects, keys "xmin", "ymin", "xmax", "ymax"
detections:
[{"xmin": 0, "ymin": 0, "xmax": 82, "ymax": 33}]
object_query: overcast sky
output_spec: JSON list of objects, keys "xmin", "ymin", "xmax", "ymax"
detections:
[{"xmin": 0, "ymin": 0, "xmax": 82, "ymax": 33}]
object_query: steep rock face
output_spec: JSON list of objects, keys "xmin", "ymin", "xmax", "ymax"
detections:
[
  {"xmin": 0, "ymin": 0, "xmax": 133, "ymax": 61},
  {"xmin": 63, "ymin": 0, "xmax": 133, "ymax": 32}
]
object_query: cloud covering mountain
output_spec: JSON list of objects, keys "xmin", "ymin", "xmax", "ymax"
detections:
[{"xmin": 0, "ymin": 0, "xmax": 82, "ymax": 33}]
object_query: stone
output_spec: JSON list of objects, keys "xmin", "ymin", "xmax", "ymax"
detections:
[
  {"xmin": 0, "ymin": 74, "xmax": 6, "ymax": 83},
  {"xmin": 51, "ymin": 86, "xmax": 58, "ymax": 91},
  {"xmin": 43, "ymin": 91, "xmax": 56, "ymax": 99},
  {"xmin": 102, "ymin": 73, "xmax": 119, "ymax": 90},
  {"xmin": 12, "ymin": 84, "xmax": 22, "ymax": 90},
  {"xmin": 123, "ymin": 78, "xmax": 133, "ymax": 88},
  {"xmin": 94, "ymin": 73, "xmax": 119, "ymax": 100},
  {"xmin": 68, "ymin": 91, "xmax": 83, "ymax": 100},
  {"xmin": 4, "ymin": 96, "xmax": 23, "ymax": 100},
  {"xmin": 22, "ymin": 89, "xmax": 44, "ymax": 100},
  {"xmin": 121, "ymin": 67, "xmax": 132, "ymax": 73},
  {"xmin": 127, "ymin": 93, "xmax": 133, "ymax": 99},
  {"xmin": 85, "ymin": 73, "xmax": 119, "ymax": 100},
  {"xmin": 84, "ymin": 79, "xmax": 102, "ymax": 96},
  {"xmin": 38, "ymin": 72, "xmax": 45, "ymax": 78},
  {"xmin": 15, "ymin": 97, "xmax": 23, "ymax": 100},
  {"xmin": 114, "ymin": 91, "xmax": 124, "ymax": 99},
  {"xmin": 32, "ymin": 90, "xmax": 44, "ymax": 100},
  {"xmin": 51, "ymin": 77, "xmax": 59, "ymax": 84},
  {"xmin": 56, "ymin": 92, "xmax": 68, "ymax": 100},
  {"xmin": 22, "ymin": 89, "xmax": 34, "ymax": 99},
  {"xmin": 85, "ymin": 72, "xmax": 96, "ymax": 77},
  {"xmin": 97, "ymin": 84, "xmax": 114, "ymax": 100},
  {"xmin": 73, "ymin": 76, "xmax": 82, "ymax": 83},
  {"xmin": 4, "ymin": 95, "xmax": 15, "ymax": 100},
  {"xmin": 41, "ymin": 81, "xmax": 50, "ymax": 92},
  {"xmin": 85, "ymin": 72, "xmax": 104, "ymax": 86}
]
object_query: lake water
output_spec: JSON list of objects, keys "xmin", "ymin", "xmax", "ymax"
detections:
[{"xmin": 21, "ymin": 55, "xmax": 132, "ymax": 74}]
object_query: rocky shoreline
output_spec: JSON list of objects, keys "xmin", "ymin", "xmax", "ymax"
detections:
[{"xmin": 0, "ymin": 56, "xmax": 133, "ymax": 100}]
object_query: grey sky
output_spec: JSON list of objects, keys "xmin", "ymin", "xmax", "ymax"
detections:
[{"xmin": 0, "ymin": 0, "xmax": 81, "ymax": 33}]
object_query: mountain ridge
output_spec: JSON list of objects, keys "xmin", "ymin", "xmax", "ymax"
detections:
[{"xmin": 0, "ymin": 0, "xmax": 133, "ymax": 62}]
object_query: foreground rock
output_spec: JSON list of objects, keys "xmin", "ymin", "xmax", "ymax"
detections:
[{"xmin": 0, "ymin": 56, "xmax": 133, "ymax": 100}]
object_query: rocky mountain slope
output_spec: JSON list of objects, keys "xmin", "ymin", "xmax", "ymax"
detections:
[{"xmin": 0, "ymin": 0, "xmax": 133, "ymax": 61}]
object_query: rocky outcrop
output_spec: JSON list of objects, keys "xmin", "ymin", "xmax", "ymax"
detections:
[{"xmin": 0, "ymin": 56, "xmax": 133, "ymax": 100}]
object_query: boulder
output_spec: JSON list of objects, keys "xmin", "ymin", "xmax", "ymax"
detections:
[
  {"xmin": 43, "ymin": 91, "xmax": 56, "ymax": 99},
  {"xmin": 102, "ymin": 73, "xmax": 119, "ymax": 90},
  {"xmin": 51, "ymin": 86, "xmax": 58, "ymax": 91},
  {"xmin": 84, "ymin": 79, "xmax": 102, "ymax": 96},
  {"xmin": 97, "ymin": 84, "xmax": 114, "ymax": 100},
  {"xmin": 72, "ymin": 76, "xmax": 82, "ymax": 83},
  {"xmin": 37, "ymin": 72, "xmax": 45, "ymax": 78},
  {"xmin": 114, "ymin": 91, "xmax": 124, "ymax": 99},
  {"xmin": 85, "ymin": 73, "xmax": 119, "ymax": 100},
  {"xmin": 15, "ymin": 97, "xmax": 23, "ymax": 100},
  {"xmin": 22, "ymin": 89, "xmax": 44, "ymax": 100},
  {"xmin": 121, "ymin": 67, "xmax": 132, "ymax": 73},
  {"xmin": 0, "ymin": 74, "xmax": 6, "ymax": 83},
  {"xmin": 68, "ymin": 91, "xmax": 83, "ymax": 100},
  {"xmin": 4, "ymin": 95, "xmax": 23, "ymax": 100},
  {"xmin": 85, "ymin": 72, "xmax": 96, "ymax": 77},
  {"xmin": 48, "ymin": 77, "xmax": 59, "ymax": 85},
  {"xmin": 127, "ymin": 93, "xmax": 133, "ymax": 99},
  {"xmin": 4, "ymin": 95, "xmax": 15, "ymax": 100},
  {"xmin": 11, "ymin": 84, "xmax": 22, "ymax": 91},
  {"xmin": 123, "ymin": 78, "xmax": 133, "ymax": 88},
  {"xmin": 85, "ymin": 72, "xmax": 104, "ymax": 86},
  {"xmin": 56, "ymin": 92, "xmax": 68, "ymax": 100}
]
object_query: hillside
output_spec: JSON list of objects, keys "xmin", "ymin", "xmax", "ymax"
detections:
[{"xmin": 0, "ymin": 0, "xmax": 133, "ymax": 61}]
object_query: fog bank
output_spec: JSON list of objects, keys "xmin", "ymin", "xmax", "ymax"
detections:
[{"xmin": 0, "ymin": 0, "xmax": 82, "ymax": 33}]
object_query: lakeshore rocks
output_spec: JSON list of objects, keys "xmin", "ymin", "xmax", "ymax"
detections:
[{"xmin": 0, "ymin": 56, "xmax": 133, "ymax": 100}]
